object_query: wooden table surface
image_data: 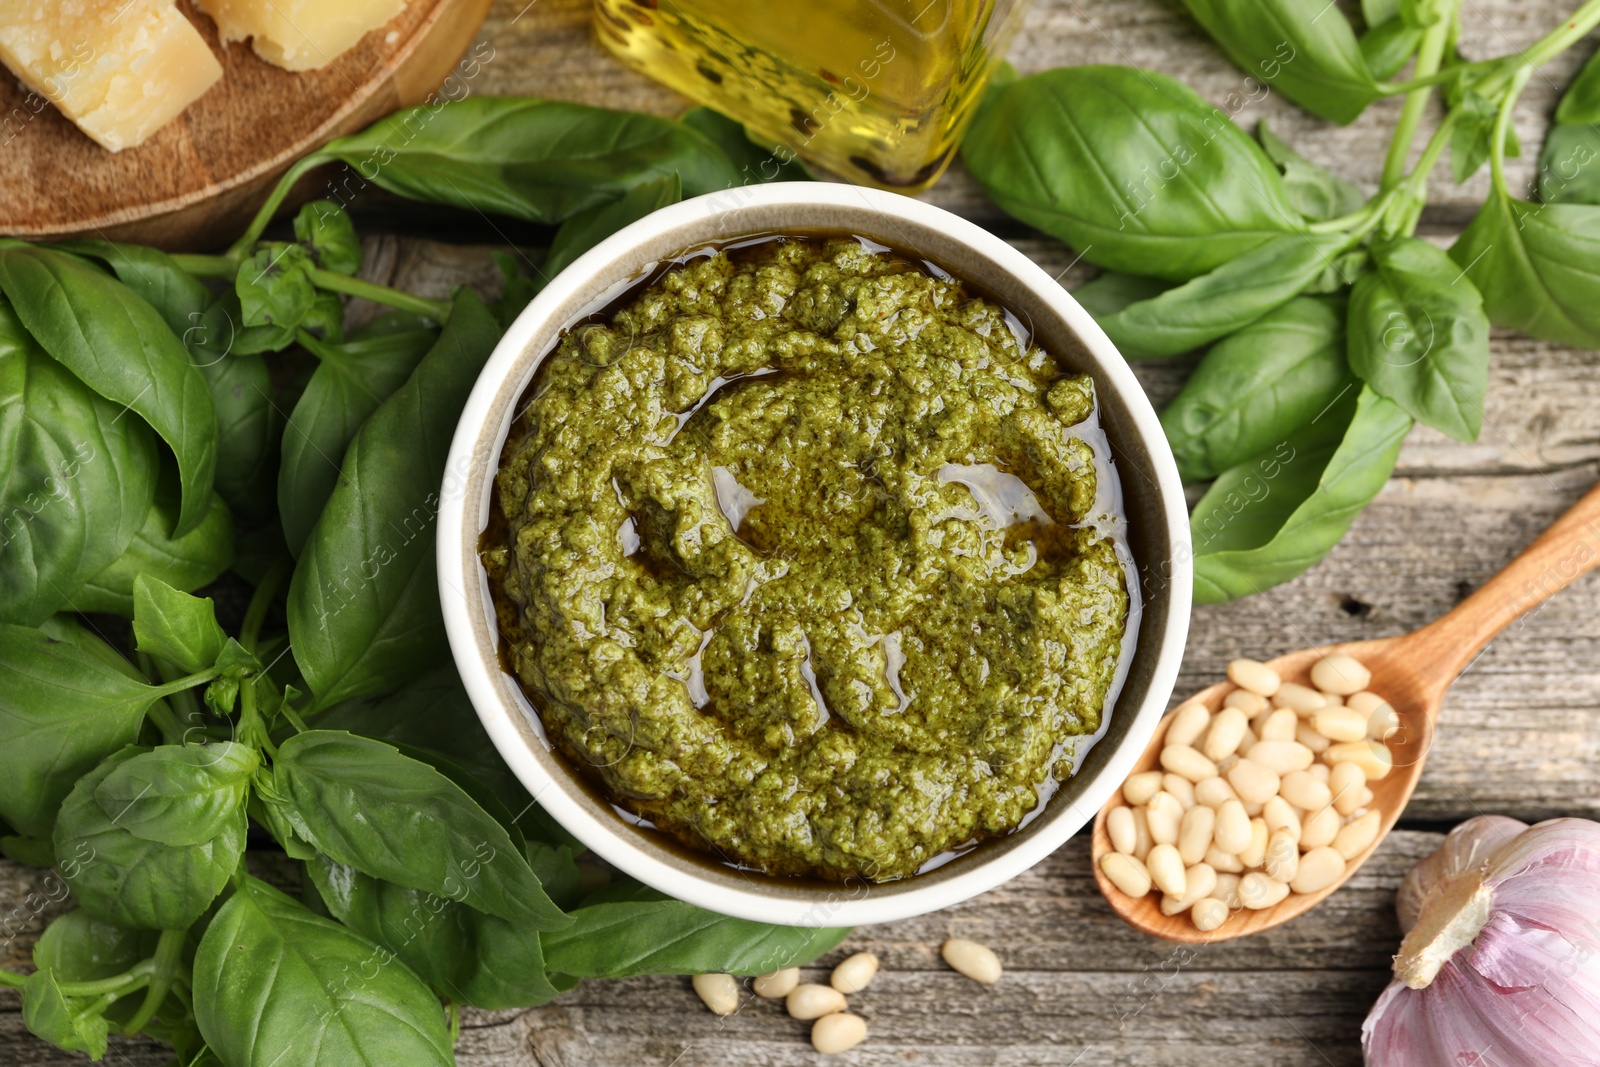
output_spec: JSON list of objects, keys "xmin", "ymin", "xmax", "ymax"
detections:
[{"xmin": 6, "ymin": 0, "xmax": 1600, "ymax": 1063}]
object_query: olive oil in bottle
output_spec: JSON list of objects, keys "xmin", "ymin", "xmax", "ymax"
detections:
[{"xmin": 593, "ymin": 0, "xmax": 1029, "ymax": 192}]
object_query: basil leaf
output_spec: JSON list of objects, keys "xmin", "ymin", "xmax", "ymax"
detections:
[
  {"xmin": 196, "ymin": 347, "xmax": 280, "ymax": 526},
  {"xmin": 0, "ymin": 245, "xmax": 217, "ymax": 537},
  {"xmin": 92, "ymin": 742, "xmax": 258, "ymax": 847},
  {"xmin": 288, "ymin": 290, "xmax": 501, "ymax": 708},
  {"xmin": 525, "ymin": 840, "xmax": 583, "ymax": 911},
  {"xmin": 1099, "ymin": 232, "xmax": 1350, "ymax": 358},
  {"xmin": 53, "ymin": 240, "xmax": 210, "ymax": 337},
  {"xmin": 55, "ymin": 747, "xmax": 245, "ymax": 929},
  {"xmin": 1360, "ymin": 17, "xmax": 1424, "ymax": 81},
  {"xmin": 1258, "ymin": 123, "xmax": 1366, "ymax": 221},
  {"xmin": 80, "ymin": 261, "xmax": 285, "ymax": 523},
  {"xmin": 278, "ymin": 326, "xmax": 438, "ymax": 556},
  {"xmin": 1538, "ymin": 125, "xmax": 1600, "ymax": 205},
  {"xmin": 317, "ymin": 97, "xmax": 740, "ymax": 224},
  {"xmin": 312, "ymin": 668, "xmax": 521, "ymax": 798},
  {"xmin": 962, "ymin": 67, "xmax": 1305, "ymax": 282},
  {"xmin": 542, "ymin": 889, "xmax": 849, "ymax": 979},
  {"xmin": 293, "ymin": 199, "xmax": 362, "ymax": 275},
  {"xmin": 543, "ymin": 174, "xmax": 681, "ymax": 283},
  {"xmin": 1538, "ymin": 50, "xmax": 1600, "ymax": 204},
  {"xmin": 1449, "ymin": 192, "xmax": 1600, "ymax": 349},
  {"xmin": 0, "ymin": 623, "xmax": 168, "ymax": 837},
  {"xmin": 1556, "ymin": 47, "xmax": 1600, "ymax": 125},
  {"xmin": 1192, "ymin": 387, "xmax": 1412, "ymax": 602},
  {"xmin": 1348, "ymin": 236, "xmax": 1489, "ymax": 440},
  {"xmin": 1161, "ymin": 296, "xmax": 1354, "ymax": 482},
  {"xmin": 312, "ymin": 667, "xmax": 577, "ymax": 849},
  {"xmin": 679, "ymin": 107, "xmax": 809, "ymax": 184},
  {"xmin": 82, "ymin": 257, "xmax": 290, "ymax": 524},
  {"xmin": 271, "ymin": 730, "xmax": 567, "ymax": 929},
  {"xmin": 0, "ymin": 302, "xmax": 158, "ymax": 625},
  {"xmin": 1072, "ymin": 272, "xmax": 1174, "ymax": 320},
  {"xmin": 190, "ymin": 289, "xmax": 298, "ymax": 358},
  {"xmin": 1449, "ymin": 89, "xmax": 1520, "ymax": 185},
  {"xmin": 1178, "ymin": 0, "xmax": 1381, "ymax": 124},
  {"xmin": 22, "ymin": 968, "xmax": 109, "ymax": 1060},
  {"xmin": 194, "ymin": 876, "xmax": 454, "ymax": 1067},
  {"xmin": 235, "ymin": 243, "xmax": 315, "ymax": 331},
  {"xmin": 0, "ymin": 834, "xmax": 55, "ymax": 866},
  {"xmin": 307, "ymin": 854, "xmax": 563, "ymax": 1010},
  {"xmin": 74, "ymin": 488, "xmax": 234, "ymax": 617},
  {"xmin": 33, "ymin": 910, "xmax": 158, "ymax": 982},
  {"xmin": 1305, "ymin": 248, "xmax": 1370, "ymax": 295},
  {"xmin": 132, "ymin": 576, "xmax": 229, "ymax": 675}
]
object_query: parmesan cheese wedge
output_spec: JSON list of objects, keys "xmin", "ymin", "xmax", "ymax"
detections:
[
  {"xmin": 193, "ymin": 0, "xmax": 408, "ymax": 71},
  {"xmin": 0, "ymin": 0, "xmax": 223, "ymax": 152}
]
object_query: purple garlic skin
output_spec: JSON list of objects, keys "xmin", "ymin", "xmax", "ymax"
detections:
[
  {"xmin": 1364, "ymin": 817, "xmax": 1600, "ymax": 1067},
  {"xmin": 1395, "ymin": 814, "xmax": 1528, "ymax": 933}
]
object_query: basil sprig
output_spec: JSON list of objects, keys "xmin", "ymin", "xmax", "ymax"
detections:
[
  {"xmin": 966, "ymin": 0, "xmax": 1600, "ymax": 602},
  {"xmin": 0, "ymin": 100, "xmax": 845, "ymax": 1067}
]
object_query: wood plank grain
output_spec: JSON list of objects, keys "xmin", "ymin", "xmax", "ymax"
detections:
[{"xmin": 0, "ymin": 832, "xmax": 1439, "ymax": 1065}]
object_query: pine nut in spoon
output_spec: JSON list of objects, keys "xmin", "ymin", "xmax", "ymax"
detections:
[{"xmin": 1091, "ymin": 481, "xmax": 1600, "ymax": 943}]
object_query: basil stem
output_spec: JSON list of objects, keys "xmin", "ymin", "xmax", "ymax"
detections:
[
  {"xmin": 121, "ymin": 928, "xmax": 188, "ymax": 1036},
  {"xmin": 306, "ymin": 267, "xmax": 452, "ymax": 322},
  {"xmin": 1380, "ymin": 2, "xmax": 1457, "ymax": 190}
]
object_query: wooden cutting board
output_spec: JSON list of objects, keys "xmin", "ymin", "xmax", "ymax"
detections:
[{"xmin": 0, "ymin": 0, "xmax": 492, "ymax": 250}]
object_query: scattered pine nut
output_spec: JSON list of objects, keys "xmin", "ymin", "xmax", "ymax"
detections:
[
  {"xmin": 811, "ymin": 1012, "xmax": 868, "ymax": 1054},
  {"xmin": 753, "ymin": 967, "xmax": 800, "ymax": 999},
  {"xmin": 941, "ymin": 938, "xmax": 1002, "ymax": 984},
  {"xmin": 786, "ymin": 983, "xmax": 847, "ymax": 1020},
  {"xmin": 829, "ymin": 952, "xmax": 879, "ymax": 994},
  {"xmin": 693, "ymin": 973, "xmax": 740, "ymax": 1015}
]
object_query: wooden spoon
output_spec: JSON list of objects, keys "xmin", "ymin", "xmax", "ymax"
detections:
[{"xmin": 1092, "ymin": 480, "xmax": 1600, "ymax": 942}]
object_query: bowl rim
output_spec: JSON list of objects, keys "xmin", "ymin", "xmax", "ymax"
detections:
[{"xmin": 437, "ymin": 181, "xmax": 1192, "ymax": 926}]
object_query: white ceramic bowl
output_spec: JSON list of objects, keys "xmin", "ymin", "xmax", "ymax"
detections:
[{"xmin": 438, "ymin": 182, "xmax": 1191, "ymax": 927}]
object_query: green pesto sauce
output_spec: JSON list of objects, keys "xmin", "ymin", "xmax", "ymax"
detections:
[{"xmin": 487, "ymin": 237, "xmax": 1130, "ymax": 882}]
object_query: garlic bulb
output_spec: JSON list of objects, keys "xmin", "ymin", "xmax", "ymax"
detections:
[{"xmin": 1363, "ymin": 816, "xmax": 1600, "ymax": 1065}]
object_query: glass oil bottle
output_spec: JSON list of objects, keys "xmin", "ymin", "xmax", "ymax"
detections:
[{"xmin": 593, "ymin": 0, "xmax": 1031, "ymax": 192}]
